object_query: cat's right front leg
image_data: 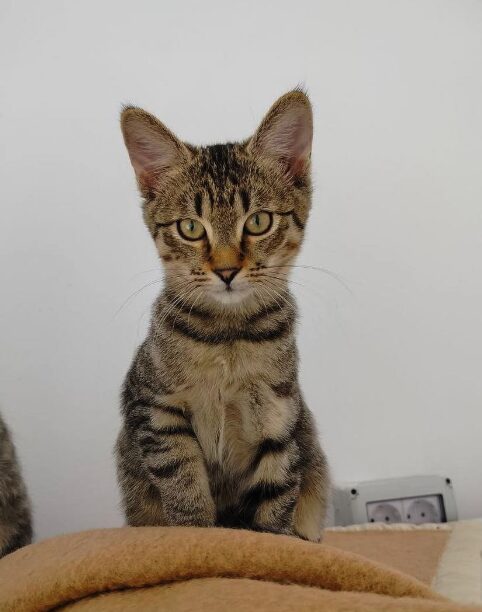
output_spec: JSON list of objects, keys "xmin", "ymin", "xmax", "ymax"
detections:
[{"xmin": 137, "ymin": 403, "xmax": 215, "ymax": 527}]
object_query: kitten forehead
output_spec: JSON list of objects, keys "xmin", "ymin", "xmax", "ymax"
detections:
[
  {"xmin": 198, "ymin": 143, "xmax": 246, "ymax": 186},
  {"xmin": 192, "ymin": 143, "xmax": 252, "ymax": 212}
]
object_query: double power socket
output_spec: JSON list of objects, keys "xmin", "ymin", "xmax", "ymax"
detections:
[
  {"xmin": 333, "ymin": 475, "xmax": 458, "ymax": 527},
  {"xmin": 366, "ymin": 494, "xmax": 444, "ymax": 524}
]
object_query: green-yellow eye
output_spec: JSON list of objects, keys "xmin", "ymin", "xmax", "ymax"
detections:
[
  {"xmin": 244, "ymin": 211, "xmax": 272, "ymax": 236},
  {"xmin": 177, "ymin": 218, "xmax": 206, "ymax": 241}
]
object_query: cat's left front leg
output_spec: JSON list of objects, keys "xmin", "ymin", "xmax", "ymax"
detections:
[{"xmin": 242, "ymin": 395, "xmax": 302, "ymax": 536}]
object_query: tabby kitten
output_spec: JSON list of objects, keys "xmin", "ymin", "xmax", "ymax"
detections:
[
  {"xmin": 116, "ymin": 90, "xmax": 330, "ymax": 542},
  {"xmin": 0, "ymin": 412, "xmax": 32, "ymax": 557}
]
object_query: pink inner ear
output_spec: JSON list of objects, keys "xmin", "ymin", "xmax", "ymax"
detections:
[
  {"xmin": 255, "ymin": 106, "xmax": 312, "ymax": 178},
  {"xmin": 127, "ymin": 134, "xmax": 173, "ymax": 175},
  {"xmin": 122, "ymin": 107, "xmax": 189, "ymax": 196},
  {"xmin": 284, "ymin": 115, "xmax": 312, "ymax": 177}
]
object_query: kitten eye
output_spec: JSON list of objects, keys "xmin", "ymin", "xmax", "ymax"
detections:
[
  {"xmin": 244, "ymin": 211, "xmax": 272, "ymax": 236},
  {"xmin": 177, "ymin": 218, "xmax": 206, "ymax": 241}
]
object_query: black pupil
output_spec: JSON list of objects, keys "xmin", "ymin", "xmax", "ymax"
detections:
[
  {"xmin": 189, "ymin": 221, "xmax": 195, "ymax": 232},
  {"xmin": 255, "ymin": 215, "xmax": 260, "ymax": 226}
]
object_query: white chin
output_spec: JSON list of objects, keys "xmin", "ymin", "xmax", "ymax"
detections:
[{"xmin": 209, "ymin": 288, "xmax": 251, "ymax": 305}]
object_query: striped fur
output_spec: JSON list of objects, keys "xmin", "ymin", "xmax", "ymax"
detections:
[
  {"xmin": 116, "ymin": 90, "xmax": 330, "ymax": 542},
  {"xmin": 0, "ymin": 413, "xmax": 32, "ymax": 558}
]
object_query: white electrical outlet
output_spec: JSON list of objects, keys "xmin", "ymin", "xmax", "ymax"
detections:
[
  {"xmin": 404, "ymin": 495, "xmax": 443, "ymax": 524},
  {"xmin": 365, "ymin": 495, "xmax": 444, "ymax": 525},
  {"xmin": 332, "ymin": 475, "xmax": 457, "ymax": 527},
  {"xmin": 366, "ymin": 500, "xmax": 403, "ymax": 524}
]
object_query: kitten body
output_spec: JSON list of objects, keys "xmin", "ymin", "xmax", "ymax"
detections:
[
  {"xmin": 0, "ymin": 413, "xmax": 32, "ymax": 557},
  {"xmin": 116, "ymin": 91, "xmax": 330, "ymax": 541}
]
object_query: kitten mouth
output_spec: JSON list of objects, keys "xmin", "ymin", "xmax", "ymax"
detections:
[{"xmin": 209, "ymin": 283, "xmax": 252, "ymax": 305}]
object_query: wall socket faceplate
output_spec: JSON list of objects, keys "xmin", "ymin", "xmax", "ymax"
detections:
[{"xmin": 333, "ymin": 475, "xmax": 457, "ymax": 527}]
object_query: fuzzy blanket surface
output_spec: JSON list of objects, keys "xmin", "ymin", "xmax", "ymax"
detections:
[
  {"xmin": 325, "ymin": 519, "xmax": 482, "ymax": 605},
  {"xmin": 1, "ymin": 526, "xmax": 481, "ymax": 611}
]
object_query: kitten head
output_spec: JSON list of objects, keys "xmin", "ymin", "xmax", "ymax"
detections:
[{"xmin": 121, "ymin": 90, "xmax": 313, "ymax": 309}]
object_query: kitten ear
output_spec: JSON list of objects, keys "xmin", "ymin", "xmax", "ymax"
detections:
[
  {"xmin": 248, "ymin": 90, "xmax": 313, "ymax": 180},
  {"xmin": 120, "ymin": 106, "xmax": 190, "ymax": 197}
]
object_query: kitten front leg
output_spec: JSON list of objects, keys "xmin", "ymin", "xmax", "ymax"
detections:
[
  {"xmin": 240, "ymin": 392, "xmax": 328, "ymax": 541},
  {"xmin": 244, "ymin": 439, "xmax": 302, "ymax": 536},
  {"xmin": 138, "ymin": 403, "xmax": 215, "ymax": 527},
  {"xmin": 292, "ymin": 410, "xmax": 330, "ymax": 543},
  {"xmin": 293, "ymin": 462, "xmax": 328, "ymax": 543},
  {"xmin": 240, "ymin": 385, "xmax": 303, "ymax": 536}
]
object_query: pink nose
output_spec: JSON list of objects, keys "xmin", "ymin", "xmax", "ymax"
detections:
[{"xmin": 214, "ymin": 268, "xmax": 240, "ymax": 286}]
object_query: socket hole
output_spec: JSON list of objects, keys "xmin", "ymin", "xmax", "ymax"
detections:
[
  {"xmin": 407, "ymin": 514, "xmax": 411, "ymax": 519},
  {"xmin": 350, "ymin": 489, "xmax": 357, "ymax": 495},
  {"xmin": 385, "ymin": 516, "xmax": 390, "ymax": 522},
  {"xmin": 446, "ymin": 478, "xmax": 451, "ymax": 485},
  {"xmin": 370, "ymin": 519, "xmax": 374, "ymax": 522},
  {"xmin": 421, "ymin": 512, "xmax": 425, "ymax": 517}
]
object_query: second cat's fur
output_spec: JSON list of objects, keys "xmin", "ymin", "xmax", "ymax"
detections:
[
  {"xmin": 0, "ymin": 412, "xmax": 32, "ymax": 558},
  {"xmin": 116, "ymin": 90, "xmax": 330, "ymax": 542}
]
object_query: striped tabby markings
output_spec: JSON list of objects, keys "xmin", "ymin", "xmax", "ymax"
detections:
[
  {"xmin": 127, "ymin": 402, "xmax": 185, "ymax": 434},
  {"xmin": 148, "ymin": 459, "xmax": 187, "ymax": 479},
  {"xmin": 242, "ymin": 397, "xmax": 301, "ymax": 532},
  {"xmin": 275, "ymin": 209, "xmax": 305, "ymax": 229},
  {"xmin": 142, "ymin": 417, "xmax": 201, "ymax": 489},
  {"xmin": 140, "ymin": 408, "xmax": 216, "ymax": 526},
  {"xmin": 137, "ymin": 404, "xmax": 194, "ymax": 460},
  {"xmin": 165, "ymin": 314, "xmax": 291, "ymax": 344},
  {"xmin": 164, "ymin": 292, "xmax": 286, "ymax": 324},
  {"xmin": 194, "ymin": 192, "xmax": 203, "ymax": 218},
  {"xmin": 151, "ymin": 403, "xmax": 187, "ymax": 422},
  {"xmin": 153, "ymin": 219, "xmax": 176, "ymax": 239},
  {"xmin": 248, "ymin": 437, "xmax": 298, "ymax": 494},
  {"xmin": 250, "ymin": 438, "xmax": 288, "ymax": 472},
  {"xmin": 271, "ymin": 380, "xmax": 295, "ymax": 397},
  {"xmin": 241, "ymin": 476, "xmax": 300, "ymax": 533},
  {"xmin": 239, "ymin": 189, "xmax": 250, "ymax": 213}
]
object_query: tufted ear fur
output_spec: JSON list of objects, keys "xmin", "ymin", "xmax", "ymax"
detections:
[
  {"xmin": 120, "ymin": 107, "xmax": 190, "ymax": 198},
  {"xmin": 248, "ymin": 90, "xmax": 313, "ymax": 181}
]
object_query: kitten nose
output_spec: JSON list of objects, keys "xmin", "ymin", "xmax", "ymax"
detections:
[{"xmin": 214, "ymin": 267, "xmax": 240, "ymax": 286}]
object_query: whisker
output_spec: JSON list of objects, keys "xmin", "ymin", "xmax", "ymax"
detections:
[
  {"xmin": 252, "ymin": 272, "xmax": 326, "ymax": 303},
  {"xmin": 256, "ymin": 282, "xmax": 296, "ymax": 335},
  {"xmin": 127, "ymin": 267, "xmax": 161, "ymax": 282},
  {"xmin": 251, "ymin": 272, "xmax": 311, "ymax": 293},
  {"xmin": 114, "ymin": 278, "xmax": 163, "ymax": 317},
  {"xmin": 252, "ymin": 286, "xmax": 270, "ymax": 317},
  {"xmin": 170, "ymin": 285, "xmax": 203, "ymax": 333},
  {"xmin": 259, "ymin": 274, "xmax": 325, "ymax": 306},
  {"xmin": 157, "ymin": 281, "xmax": 200, "ymax": 327},
  {"xmin": 187, "ymin": 287, "xmax": 206, "ymax": 326},
  {"xmin": 250, "ymin": 279, "xmax": 287, "ymax": 311},
  {"xmin": 261, "ymin": 264, "xmax": 353, "ymax": 295}
]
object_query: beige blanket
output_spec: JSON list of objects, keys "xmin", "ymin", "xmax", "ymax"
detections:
[
  {"xmin": 1, "ymin": 526, "xmax": 481, "ymax": 611},
  {"xmin": 325, "ymin": 520, "xmax": 482, "ymax": 604}
]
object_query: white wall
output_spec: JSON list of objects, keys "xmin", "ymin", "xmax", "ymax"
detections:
[{"xmin": 1, "ymin": 0, "xmax": 481, "ymax": 540}]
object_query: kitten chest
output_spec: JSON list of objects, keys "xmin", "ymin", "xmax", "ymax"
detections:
[{"xmin": 178, "ymin": 342, "xmax": 276, "ymax": 472}]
